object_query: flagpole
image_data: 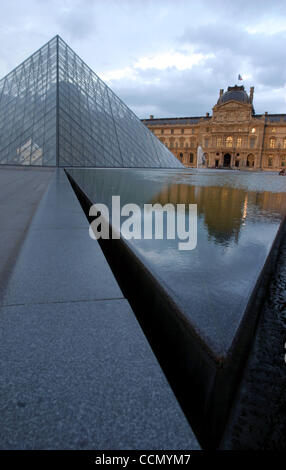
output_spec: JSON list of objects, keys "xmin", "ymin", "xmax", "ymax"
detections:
[{"xmin": 237, "ymin": 74, "xmax": 243, "ymax": 85}]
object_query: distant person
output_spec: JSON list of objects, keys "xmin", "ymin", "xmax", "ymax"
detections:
[{"xmin": 279, "ymin": 168, "xmax": 286, "ymax": 175}]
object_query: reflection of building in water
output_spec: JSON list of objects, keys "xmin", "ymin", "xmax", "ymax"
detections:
[
  {"xmin": 152, "ymin": 184, "xmax": 245, "ymax": 245},
  {"xmin": 242, "ymin": 194, "xmax": 248, "ymax": 221},
  {"xmin": 257, "ymin": 191, "xmax": 286, "ymax": 217},
  {"xmin": 152, "ymin": 183, "xmax": 286, "ymax": 245},
  {"xmin": 143, "ymin": 85, "xmax": 286, "ymax": 171}
]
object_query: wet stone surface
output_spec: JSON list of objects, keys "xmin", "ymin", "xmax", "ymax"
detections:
[
  {"xmin": 222, "ymin": 233, "xmax": 286, "ymax": 449},
  {"xmin": 68, "ymin": 168, "xmax": 286, "ymax": 360}
]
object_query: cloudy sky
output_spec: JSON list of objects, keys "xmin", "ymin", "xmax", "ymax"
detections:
[{"xmin": 0, "ymin": 0, "xmax": 286, "ymax": 118}]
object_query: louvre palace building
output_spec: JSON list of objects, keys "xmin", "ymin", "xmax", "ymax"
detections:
[{"xmin": 143, "ymin": 85, "xmax": 286, "ymax": 171}]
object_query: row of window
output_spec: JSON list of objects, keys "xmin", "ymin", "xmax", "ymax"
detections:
[
  {"xmin": 153, "ymin": 126, "xmax": 286, "ymax": 138},
  {"xmin": 154, "ymin": 128, "xmax": 196, "ymax": 135},
  {"xmin": 162, "ymin": 136, "xmax": 286, "ymax": 150},
  {"xmin": 214, "ymin": 136, "xmax": 253, "ymax": 148},
  {"xmin": 154, "ymin": 127, "xmax": 286, "ymax": 147},
  {"xmin": 175, "ymin": 152, "xmax": 286, "ymax": 167},
  {"xmin": 269, "ymin": 137, "xmax": 286, "ymax": 148},
  {"xmin": 267, "ymin": 155, "xmax": 286, "ymax": 167}
]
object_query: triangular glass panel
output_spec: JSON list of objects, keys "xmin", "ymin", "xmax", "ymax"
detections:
[
  {"xmin": 0, "ymin": 36, "xmax": 183, "ymax": 169},
  {"xmin": 0, "ymin": 36, "xmax": 58, "ymax": 166}
]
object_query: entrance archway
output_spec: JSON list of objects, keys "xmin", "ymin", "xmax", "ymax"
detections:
[
  {"xmin": 247, "ymin": 154, "xmax": 255, "ymax": 167},
  {"xmin": 223, "ymin": 153, "xmax": 231, "ymax": 167}
]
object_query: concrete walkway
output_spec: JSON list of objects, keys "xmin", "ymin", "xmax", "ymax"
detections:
[
  {"xmin": 0, "ymin": 167, "xmax": 53, "ymax": 297},
  {"xmin": 0, "ymin": 168, "xmax": 199, "ymax": 449}
]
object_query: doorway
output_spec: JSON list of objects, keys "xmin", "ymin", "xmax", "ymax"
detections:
[{"xmin": 223, "ymin": 153, "xmax": 231, "ymax": 167}]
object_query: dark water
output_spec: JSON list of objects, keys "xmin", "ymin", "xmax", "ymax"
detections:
[{"xmin": 68, "ymin": 168, "xmax": 286, "ymax": 357}]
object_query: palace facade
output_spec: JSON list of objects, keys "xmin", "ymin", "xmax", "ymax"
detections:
[{"xmin": 142, "ymin": 85, "xmax": 286, "ymax": 171}]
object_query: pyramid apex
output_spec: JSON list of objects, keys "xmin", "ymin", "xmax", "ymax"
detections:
[{"xmin": 0, "ymin": 37, "xmax": 182, "ymax": 168}]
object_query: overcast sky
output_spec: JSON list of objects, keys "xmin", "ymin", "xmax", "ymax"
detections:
[{"xmin": 0, "ymin": 0, "xmax": 286, "ymax": 118}]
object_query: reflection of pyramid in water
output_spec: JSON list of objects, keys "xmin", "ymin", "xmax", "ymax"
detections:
[{"xmin": 0, "ymin": 35, "xmax": 182, "ymax": 168}]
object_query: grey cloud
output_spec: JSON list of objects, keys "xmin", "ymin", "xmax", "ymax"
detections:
[
  {"xmin": 111, "ymin": 66, "xmax": 222, "ymax": 118},
  {"xmin": 0, "ymin": 0, "xmax": 285, "ymax": 119},
  {"xmin": 177, "ymin": 21, "xmax": 286, "ymax": 101},
  {"xmin": 201, "ymin": 0, "xmax": 286, "ymax": 21},
  {"xmin": 56, "ymin": 1, "xmax": 96, "ymax": 40}
]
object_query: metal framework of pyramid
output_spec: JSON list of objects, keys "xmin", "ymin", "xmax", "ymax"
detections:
[{"xmin": 0, "ymin": 36, "xmax": 183, "ymax": 168}]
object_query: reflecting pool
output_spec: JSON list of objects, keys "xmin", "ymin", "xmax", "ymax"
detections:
[{"xmin": 68, "ymin": 168, "xmax": 286, "ymax": 358}]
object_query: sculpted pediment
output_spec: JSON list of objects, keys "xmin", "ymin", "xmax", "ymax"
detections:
[
  {"xmin": 215, "ymin": 101, "xmax": 250, "ymax": 111},
  {"xmin": 212, "ymin": 101, "xmax": 252, "ymax": 123}
]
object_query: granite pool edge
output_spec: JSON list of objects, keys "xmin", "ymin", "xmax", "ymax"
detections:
[{"xmin": 65, "ymin": 169, "xmax": 285, "ymax": 449}]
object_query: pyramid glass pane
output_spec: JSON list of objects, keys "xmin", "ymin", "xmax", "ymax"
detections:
[
  {"xmin": 0, "ymin": 37, "xmax": 58, "ymax": 166},
  {"xmin": 57, "ymin": 37, "xmax": 182, "ymax": 168},
  {"xmin": 0, "ymin": 36, "xmax": 183, "ymax": 168}
]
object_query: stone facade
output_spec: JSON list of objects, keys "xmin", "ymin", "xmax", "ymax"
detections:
[{"xmin": 142, "ymin": 85, "xmax": 286, "ymax": 171}]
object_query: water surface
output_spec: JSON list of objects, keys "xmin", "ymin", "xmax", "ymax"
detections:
[{"xmin": 68, "ymin": 168, "xmax": 286, "ymax": 357}]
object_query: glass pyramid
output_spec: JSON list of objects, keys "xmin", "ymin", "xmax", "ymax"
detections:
[{"xmin": 0, "ymin": 36, "xmax": 183, "ymax": 168}]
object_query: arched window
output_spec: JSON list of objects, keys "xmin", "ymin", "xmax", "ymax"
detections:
[
  {"xmin": 250, "ymin": 136, "xmax": 256, "ymax": 148},
  {"xmin": 190, "ymin": 139, "xmax": 195, "ymax": 148},
  {"xmin": 270, "ymin": 137, "xmax": 276, "ymax": 148},
  {"xmin": 237, "ymin": 137, "xmax": 242, "ymax": 148},
  {"xmin": 281, "ymin": 155, "xmax": 286, "ymax": 167},
  {"xmin": 216, "ymin": 137, "xmax": 221, "ymax": 147},
  {"xmin": 189, "ymin": 153, "xmax": 194, "ymax": 163},
  {"xmin": 247, "ymin": 154, "xmax": 255, "ymax": 167},
  {"xmin": 268, "ymin": 156, "xmax": 273, "ymax": 167},
  {"xmin": 179, "ymin": 152, "xmax": 183, "ymax": 161},
  {"xmin": 226, "ymin": 136, "xmax": 233, "ymax": 148}
]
